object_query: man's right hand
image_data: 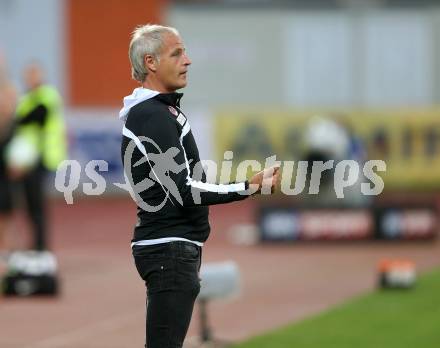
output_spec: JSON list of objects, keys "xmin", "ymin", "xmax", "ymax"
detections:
[{"xmin": 249, "ymin": 165, "xmax": 280, "ymax": 195}]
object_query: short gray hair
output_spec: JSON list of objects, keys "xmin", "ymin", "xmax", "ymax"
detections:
[{"xmin": 129, "ymin": 24, "xmax": 179, "ymax": 83}]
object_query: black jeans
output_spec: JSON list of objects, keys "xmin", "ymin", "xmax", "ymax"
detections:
[{"xmin": 133, "ymin": 241, "xmax": 202, "ymax": 348}]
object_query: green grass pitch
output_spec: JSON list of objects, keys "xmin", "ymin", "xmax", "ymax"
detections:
[{"xmin": 233, "ymin": 268, "xmax": 440, "ymax": 348}]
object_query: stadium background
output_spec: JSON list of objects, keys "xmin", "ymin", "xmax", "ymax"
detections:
[{"xmin": 1, "ymin": 0, "xmax": 439, "ymax": 347}]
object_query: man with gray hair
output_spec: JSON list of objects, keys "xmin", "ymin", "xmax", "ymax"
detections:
[{"xmin": 120, "ymin": 24, "xmax": 279, "ymax": 348}]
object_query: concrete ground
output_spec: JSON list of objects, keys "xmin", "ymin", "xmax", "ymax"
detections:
[{"xmin": 0, "ymin": 197, "xmax": 439, "ymax": 348}]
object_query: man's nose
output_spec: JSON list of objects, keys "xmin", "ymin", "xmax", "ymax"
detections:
[{"xmin": 183, "ymin": 53, "xmax": 191, "ymax": 66}]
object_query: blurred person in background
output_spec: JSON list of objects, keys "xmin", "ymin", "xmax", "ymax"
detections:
[
  {"xmin": 0, "ymin": 58, "xmax": 17, "ymax": 255},
  {"xmin": 11, "ymin": 62, "xmax": 67, "ymax": 251},
  {"xmin": 302, "ymin": 116, "xmax": 368, "ymax": 207},
  {"xmin": 120, "ymin": 24, "xmax": 279, "ymax": 348}
]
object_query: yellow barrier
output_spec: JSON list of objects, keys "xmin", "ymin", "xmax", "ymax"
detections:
[{"xmin": 215, "ymin": 108, "xmax": 440, "ymax": 189}]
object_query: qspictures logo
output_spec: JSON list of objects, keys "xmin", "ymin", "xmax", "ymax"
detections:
[{"xmin": 55, "ymin": 136, "xmax": 386, "ymax": 212}]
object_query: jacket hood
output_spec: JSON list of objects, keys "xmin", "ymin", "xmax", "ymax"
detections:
[{"xmin": 119, "ymin": 87, "xmax": 159, "ymax": 122}]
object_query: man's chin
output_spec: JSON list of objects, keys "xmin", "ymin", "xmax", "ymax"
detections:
[{"xmin": 174, "ymin": 81, "xmax": 187, "ymax": 90}]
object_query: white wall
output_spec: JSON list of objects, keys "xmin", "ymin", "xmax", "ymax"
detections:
[
  {"xmin": 362, "ymin": 12, "xmax": 433, "ymax": 106},
  {"xmin": 168, "ymin": 8, "xmax": 287, "ymax": 108},
  {"xmin": 0, "ymin": 0, "xmax": 65, "ymax": 96},
  {"xmin": 1, "ymin": 3, "xmax": 438, "ymax": 108},
  {"xmin": 169, "ymin": 7, "xmax": 439, "ymax": 108}
]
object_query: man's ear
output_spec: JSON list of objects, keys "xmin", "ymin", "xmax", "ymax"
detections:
[{"xmin": 144, "ymin": 55, "xmax": 157, "ymax": 72}]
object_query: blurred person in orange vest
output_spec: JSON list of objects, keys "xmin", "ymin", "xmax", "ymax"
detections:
[{"xmin": 10, "ymin": 62, "xmax": 67, "ymax": 251}]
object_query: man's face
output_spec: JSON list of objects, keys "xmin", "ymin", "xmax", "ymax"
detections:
[
  {"xmin": 153, "ymin": 33, "xmax": 191, "ymax": 92},
  {"xmin": 24, "ymin": 65, "xmax": 43, "ymax": 91}
]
